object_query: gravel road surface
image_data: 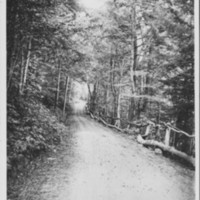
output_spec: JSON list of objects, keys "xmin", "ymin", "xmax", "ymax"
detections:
[{"xmin": 17, "ymin": 115, "xmax": 195, "ymax": 200}]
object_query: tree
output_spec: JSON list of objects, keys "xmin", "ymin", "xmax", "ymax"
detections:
[{"xmin": 81, "ymin": 0, "xmax": 194, "ymax": 135}]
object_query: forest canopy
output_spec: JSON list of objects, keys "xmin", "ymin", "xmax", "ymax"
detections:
[{"xmin": 7, "ymin": 0, "xmax": 195, "ymax": 181}]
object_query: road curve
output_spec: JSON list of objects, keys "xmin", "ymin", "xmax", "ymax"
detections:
[{"xmin": 18, "ymin": 115, "xmax": 195, "ymax": 200}]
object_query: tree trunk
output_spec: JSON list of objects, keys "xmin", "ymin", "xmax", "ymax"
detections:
[
  {"xmin": 137, "ymin": 98, "xmax": 142, "ymax": 119},
  {"xmin": 115, "ymin": 90, "xmax": 121, "ymax": 127},
  {"xmin": 157, "ymin": 102, "xmax": 161, "ymax": 123},
  {"xmin": 7, "ymin": 40, "xmax": 20, "ymax": 91},
  {"xmin": 115, "ymin": 59, "xmax": 124, "ymax": 127},
  {"xmin": 89, "ymin": 82, "xmax": 98, "ymax": 114},
  {"xmin": 20, "ymin": 37, "xmax": 32, "ymax": 94},
  {"xmin": 141, "ymin": 75, "xmax": 149, "ymax": 113},
  {"xmin": 111, "ymin": 58, "xmax": 117, "ymax": 123},
  {"xmin": 54, "ymin": 59, "xmax": 61, "ymax": 110},
  {"xmin": 87, "ymin": 83, "xmax": 92, "ymax": 111},
  {"xmin": 95, "ymin": 81, "xmax": 99, "ymax": 115},
  {"xmin": 104, "ymin": 84, "xmax": 109, "ymax": 118},
  {"xmin": 63, "ymin": 75, "xmax": 70, "ymax": 116},
  {"xmin": 128, "ymin": 4, "xmax": 138, "ymax": 121},
  {"xmin": 137, "ymin": 134, "xmax": 195, "ymax": 168},
  {"xmin": 137, "ymin": 74, "xmax": 146, "ymax": 119},
  {"xmin": 68, "ymin": 79, "xmax": 72, "ymax": 103},
  {"xmin": 19, "ymin": 48, "xmax": 25, "ymax": 95}
]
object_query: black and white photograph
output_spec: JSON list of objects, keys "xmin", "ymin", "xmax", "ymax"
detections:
[{"xmin": 2, "ymin": 0, "xmax": 199, "ymax": 199}]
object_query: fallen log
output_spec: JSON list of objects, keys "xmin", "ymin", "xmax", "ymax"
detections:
[
  {"xmin": 89, "ymin": 112, "xmax": 126, "ymax": 132},
  {"xmin": 100, "ymin": 116, "xmax": 149, "ymax": 128},
  {"xmin": 137, "ymin": 135, "xmax": 195, "ymax": 168},
  {"xmin": 98, "ymin": 117, "xmax": 125, "ymax": 132}
]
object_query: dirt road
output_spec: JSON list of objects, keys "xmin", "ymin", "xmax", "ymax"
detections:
[{"xmin": 17, "ymin": 115, "xmax": 195, "ymax": 200}]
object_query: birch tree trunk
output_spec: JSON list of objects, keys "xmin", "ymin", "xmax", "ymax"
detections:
[
  {"xmin": 63, "ymin": 75, "xmax": 70, "ymax": 116},
  {"xmin": 19, "ymin": 48, "xmax": 25, "ymax": 95},
  {"xmin": 21, "ymin": 37, "xmax": 32, "ymax": 94},
  {"xmin": 54, "ymin": 59, "xmax": 61, "ymax": 110}
]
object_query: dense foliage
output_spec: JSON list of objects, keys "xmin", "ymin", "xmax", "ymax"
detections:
[
  {"xmin": 74, "ymin": 0, "xmax": 194, "ymax": 155},
  {"xmin": 7, "ymin": 0, "xmax": 79, "ymax": 178},
  {"xmin": 7, "ymin": 0, "xmax": 194, "ymax": 180},
  {"xmin": 82, "ymin": 0, "xmax": 194, "ymax": 133}
]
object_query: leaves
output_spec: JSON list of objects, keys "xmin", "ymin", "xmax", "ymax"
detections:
[{"xmin": 7, "ymin": 0, "xmax": 194, "ymax": 181}]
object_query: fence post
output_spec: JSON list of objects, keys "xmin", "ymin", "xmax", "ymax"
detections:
[
  {"xmin": 189, "ymin": 137, "xmax": 195, "ymax": 156},
  {"xmin": 144, "ymin": 124, "xmax": 151, "ymax": 137},
  {"xmin": 164, "ymin": 127, "xmax": 171, "ymax": 146},
  {"xmin": 155, "ymin": 125, "xmax": 161, "ymax": 141}
]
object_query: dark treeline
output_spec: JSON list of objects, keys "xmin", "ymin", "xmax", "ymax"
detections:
[{"xmin": 7, "ymin": 0, "xmax": 83, "ymax": 180}]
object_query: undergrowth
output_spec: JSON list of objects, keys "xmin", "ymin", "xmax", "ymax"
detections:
[{"xmin": 7, "ymin": 96, "xmax": 70, "ymax": 181}]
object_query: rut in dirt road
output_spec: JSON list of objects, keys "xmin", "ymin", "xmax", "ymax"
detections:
[{"xmin": 18, "ymin": 115, "xmax": 195, "ymax": 200}]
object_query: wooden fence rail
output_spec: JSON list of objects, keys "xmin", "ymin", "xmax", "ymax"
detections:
[{"xmin": 88, "ymin": 112, "xmax": 195, "ymax": 168}]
